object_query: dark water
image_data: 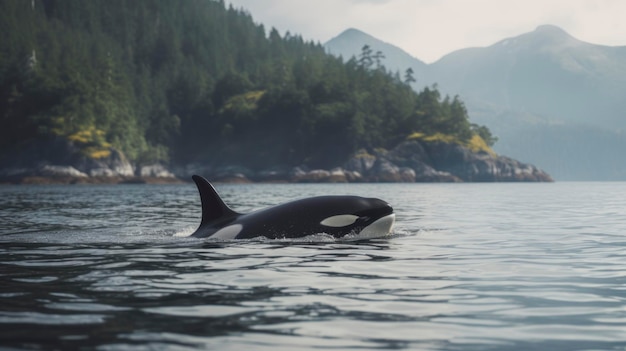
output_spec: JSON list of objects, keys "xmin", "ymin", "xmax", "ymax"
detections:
[{"xmin": 1, "ymin": 182, "xmax": 626, "ymax": 350}]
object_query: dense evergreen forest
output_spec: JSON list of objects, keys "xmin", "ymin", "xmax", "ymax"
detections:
[{"xmin": 0, "ymin": 0, "xmax": 496, "ymax": 169}]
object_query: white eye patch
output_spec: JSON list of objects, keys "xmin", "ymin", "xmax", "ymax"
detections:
[{"xmin": 320, "ymin": 215, "xmax": 360, "ymax": 227}]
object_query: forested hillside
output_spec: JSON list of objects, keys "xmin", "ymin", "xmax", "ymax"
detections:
[{"xmin": 0, "ymin": 0, "xmax": 494, "ymax": 170}]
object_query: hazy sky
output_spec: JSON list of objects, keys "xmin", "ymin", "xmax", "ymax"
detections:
[{"xmin": 227, "ymin": 0, "xmax": 626, "ymax": 63}]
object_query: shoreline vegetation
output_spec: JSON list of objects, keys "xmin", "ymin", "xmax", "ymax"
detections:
[{"xmin": 1, "ymin": 1, "xmax": 551, "ymax": 183}]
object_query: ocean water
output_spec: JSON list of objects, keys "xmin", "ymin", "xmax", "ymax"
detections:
[{"xmin": 1, "ymin": 181, "xmax": 625, "ymax": 350}]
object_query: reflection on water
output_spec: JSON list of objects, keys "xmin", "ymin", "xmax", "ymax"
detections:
[{"xmin": 1, "ymin": 182, "xmax": 626, "ymax": 350}]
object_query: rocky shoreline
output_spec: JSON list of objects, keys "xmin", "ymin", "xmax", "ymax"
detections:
[
  {"xmin": 175, "ymin": 140, "xmax": 552, "ymax": 183},
  {"xmin": 4, "ymin": 175, "xmax": 185, "ymax": 185},
  {"xmin": 0, "ymin": 137, "xmax": 552, "ymax": 184}
]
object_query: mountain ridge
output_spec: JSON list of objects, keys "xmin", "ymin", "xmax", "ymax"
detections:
[{"xmin": 325, "ymin": 24, "xmax": 626, "ymax": 180}]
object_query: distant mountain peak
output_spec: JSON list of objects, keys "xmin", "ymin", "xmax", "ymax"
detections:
[
  {"xmin": 328, "ymin": 27, "xmax": 377, "ymax": 45},
  {"xmin": 494, "ymin": 24, "xmax": 580, "ymax": 51},
  {"xmin": 339, "ymin": 27, "xmax": 367, "ymax": 36},
  {"xmin": 533, "ymin": 24, "xmax": 569, "ymax": 35},
  {"xmin": 531, "ymin": 24, "xmax": 576, "ymax": 43},
  {"xmin": 325, "ymin": 27, "xmax": 427, "ymax": 70}
]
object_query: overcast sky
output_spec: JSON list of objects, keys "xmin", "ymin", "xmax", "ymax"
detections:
[{"xmin": 227, "ymin": 0, "xmax": 626, "ymax": 63}]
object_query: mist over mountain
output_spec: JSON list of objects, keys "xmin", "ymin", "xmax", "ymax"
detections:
[
  {"xmin": 430, "ymin": 25, "xmax": 626, "ymax": 127},
  {"xmin": 325, "ymin": 25, "xmax": 626, "ymax": 180}
]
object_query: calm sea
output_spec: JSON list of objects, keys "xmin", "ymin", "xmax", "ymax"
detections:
[{"xmin": 1, "ymin": 182, "xmax": 625, "ymax": 350}]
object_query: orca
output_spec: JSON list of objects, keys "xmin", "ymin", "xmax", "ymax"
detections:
[{"xmin": 189, "ymin": 175, "xmax": 395, "ymax": 240}]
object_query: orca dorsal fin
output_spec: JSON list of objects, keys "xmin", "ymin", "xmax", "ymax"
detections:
[{"xmin": 192, "ymin": 175, "xmax": 239, "ymax": 226}]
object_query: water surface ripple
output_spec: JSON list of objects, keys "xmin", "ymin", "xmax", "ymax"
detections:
[{"xmin": 1, "ymin": 182, "xmax": 625, "ymax": 350}]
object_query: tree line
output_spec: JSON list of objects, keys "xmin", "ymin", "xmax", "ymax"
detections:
[{"xmin": 0, "ymin": 0, "xmax": 496, "ymax": 169}]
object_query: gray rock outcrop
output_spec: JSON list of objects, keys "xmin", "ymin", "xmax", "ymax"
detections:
[
  {"xmin": 341, "ymin": 140, "xmax": 551, "ymax": 182},
  {"xmin": 0, "ymin": 136, "xmax": 135, "ymax": 182},
  {"xmin": 1, "ymin": 136, "xmax": 552, "ymax": 183}
]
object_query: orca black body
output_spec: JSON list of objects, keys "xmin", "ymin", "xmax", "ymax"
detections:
[{"xmin": 189, "ymin": 175, "xmax": 395, "ymax": 240}]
